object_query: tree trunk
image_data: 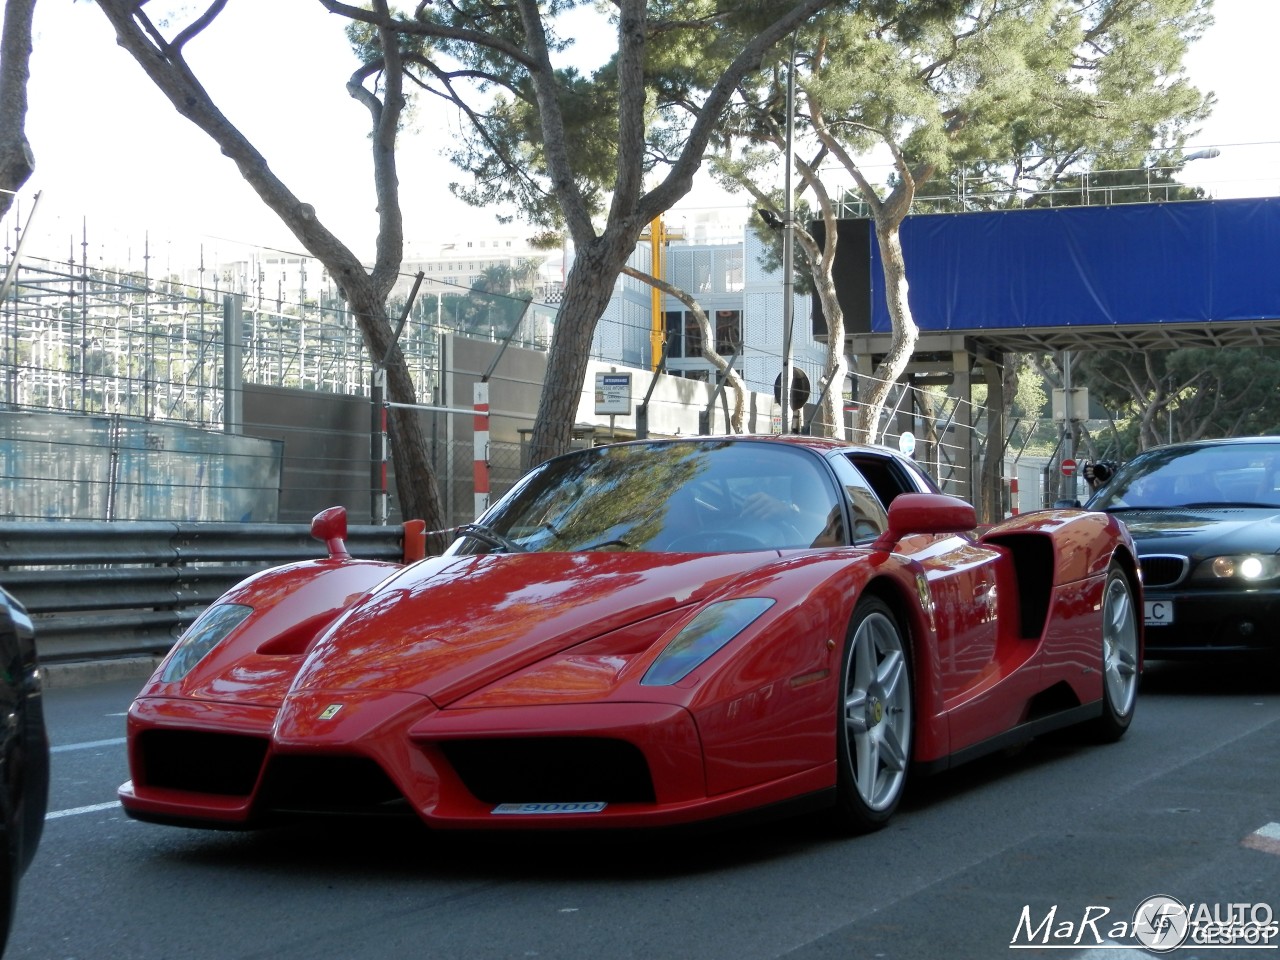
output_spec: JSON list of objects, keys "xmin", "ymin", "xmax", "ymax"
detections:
[
  {"xmin": 92, "ymin": 1, "xmax": 449, "ymax": 544},
  {"xmin": 346, "ymin": 288, "xmax": 446, "ymax": 545},
  {"xmin": 527, "ymin": 232, "xmax": 639, "ymax": 465},
  {"xmin": 977, "ymin": 356, "xmax": 1007, "ymax": 523},
  {"xmin": 811, "ymin": 271, "xmax": 847, "ymax": 438},
  {"xmin": 0, "ymin": 0, "xmax": 36, "ymax": 220},
  {"xmin": 853, "ymin": 224, "xmax": 918, "ymax": 444}
]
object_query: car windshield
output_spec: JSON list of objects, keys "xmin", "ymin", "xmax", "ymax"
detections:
[
  {"xmin": 450, "ymin": 440, "xmax": 846, "ymax": 554},
  {"xmin": 1088, "ymin": 441, "xmax": 1280, "ymax": 510}
]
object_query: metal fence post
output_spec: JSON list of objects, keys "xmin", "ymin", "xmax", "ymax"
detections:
[{"xmin": 222, "ymin": 294, "xmax": 243, "ymax": 435}]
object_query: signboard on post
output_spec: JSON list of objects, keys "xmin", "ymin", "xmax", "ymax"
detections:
[
  {"xmin": 595, "ymin": 372, "xmax": 632, "ymax": 416},
  {"xmin": 1051, "ymin": 387, "xmax": 1089, "ymax": 422},
  {"xmin": 1061, "ymin": 458, "xmax": 1078, "ymax": 477}
]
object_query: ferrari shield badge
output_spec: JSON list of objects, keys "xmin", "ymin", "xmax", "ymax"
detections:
[{"xmin": 317, "ymin": 704, "xmax": 344, "ymax": 720}]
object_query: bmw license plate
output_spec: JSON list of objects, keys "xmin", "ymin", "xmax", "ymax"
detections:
[
  {"xmin": 1144, "ymin": 600, "xmax": 1174, "ymax": 625},
  {"xmin": 492, "ymin": 802, "xmax": 607, "ymax": 815}
]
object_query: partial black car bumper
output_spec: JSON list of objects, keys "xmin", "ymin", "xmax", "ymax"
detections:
[{"xmin": 1142, "ymin": 586, "xmax": 1280, "ymax": 658}]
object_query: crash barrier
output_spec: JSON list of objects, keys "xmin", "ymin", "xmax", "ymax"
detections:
[{"xmin": 0, "ymin": 518, "xmax": 422, "ymax": 664}]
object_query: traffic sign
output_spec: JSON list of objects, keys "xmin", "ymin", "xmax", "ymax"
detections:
[{"xmin": 1061, "ymin": 458, "xmax": 1077, "ymax": 477}]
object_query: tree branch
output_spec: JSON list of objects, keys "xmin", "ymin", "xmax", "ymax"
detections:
[
  {"xmin": 171, "ymin": 0, "xmax": 229, "ymax": 55},
  {"xmin": 639, "ymin": 0, "xmax": 837, "ymax": 222},
  {"xmin": 318, "ymin": 0, "xmax": 539, "ymax": 70},
  {"xmin": 94, "ymin": 0, "xmax": 367, "ymax": 287}
]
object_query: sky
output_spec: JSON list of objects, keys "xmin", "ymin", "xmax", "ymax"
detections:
[{"xmin": 12, "ymin": 0, "xmax": 1280, "ymax": 268}]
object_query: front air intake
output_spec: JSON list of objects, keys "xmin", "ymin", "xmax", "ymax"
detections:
[
  {"xmin": 256, "ymin": 755, "xmax": 407, "ymax": 815},
  {"xmin": 441, "ymin": 737, "xmax": 656, "ymax": 805},
  {"xmin": 138, "ymin": 729, "xmax": 269, "ymax": 796}
]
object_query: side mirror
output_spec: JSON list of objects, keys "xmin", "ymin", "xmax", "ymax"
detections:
[
  {"xmin": 310, "ymin": 505, "xmax": 351, "ymax": 560},
  {"xmin": 871, "ymin": 493, "xmax": 977, "ymax": 552},
  {"xmin": 1054, "ymin": 499, "xmax": 1081, "ymax": 509}
]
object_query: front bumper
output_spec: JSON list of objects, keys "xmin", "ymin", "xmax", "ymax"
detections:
[
  {"xmin": 1142, "ymin": 586, "xmax": 1280, "ymax": 658},
  {"xmin": 118, "ymin": 692, "xmax": 832, "ymax": 831}
]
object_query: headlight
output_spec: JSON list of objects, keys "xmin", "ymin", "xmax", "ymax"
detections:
[
  {"xmin": 162, "ymin": 603, "xmax": 253, "ymax": 682},
  {"xmin": 1194, "ymin": 555, "xmax": 1280, "ymax": 582},
  {"xmin": 641, "ymin": 598, "xmax": 774, "ymax": 686}
]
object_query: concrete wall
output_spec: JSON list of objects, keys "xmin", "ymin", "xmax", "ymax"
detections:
[{"xmin": 243, "ymin": 333, "xmax": 781, "ymax": 527}]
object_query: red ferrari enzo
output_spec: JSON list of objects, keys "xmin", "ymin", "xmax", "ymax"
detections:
[{"xmin": 119, "ymin": 436, "xmax": 1141, "ymax": 834}]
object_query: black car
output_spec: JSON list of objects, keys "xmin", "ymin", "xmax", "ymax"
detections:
[
  {"xmin": 1085, "ymin": 437, "xmax": 1280, "ymax": 659},
  {"xmin": 0, "ymin": 586, "xmax": 48, "ymax": 953}
]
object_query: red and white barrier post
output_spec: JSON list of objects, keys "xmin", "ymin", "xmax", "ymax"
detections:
[{"xmin": 473, "ymin": 382, "xmax": 490, "ymax": 519}]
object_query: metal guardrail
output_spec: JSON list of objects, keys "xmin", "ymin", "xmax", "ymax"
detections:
[{"xmin": 0, "ymin": 519, "xmax": 416, "ymax": 664}]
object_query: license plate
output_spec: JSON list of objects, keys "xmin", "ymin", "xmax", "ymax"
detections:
[
  {"xmin": 492, "ymin": 801, "xmax": 607, "ymax": 815},
  {"xmin": 1144, "ymin": 600, "xmax": 1174, "ymax": 625}
]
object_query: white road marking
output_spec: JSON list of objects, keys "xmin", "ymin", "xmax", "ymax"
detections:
[
  {"xmin": 1243, "ymin": 821, "xmax": 1280, "ymax": 856},
  {"xmin": 51, "ymin": 737, "xmax": 126, "ymax": 754},
  {"xmin": 46, "ymin": 801, "xmax": 120, "ymax": 820},
  {"xmin": 45, "ymin": 738, "xmax": 128, "ymax": 819}
]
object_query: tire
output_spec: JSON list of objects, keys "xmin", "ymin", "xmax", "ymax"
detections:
[
  {"xmin": 1089, "ymin": 563, "xmax": 1140, "ymax": 742},
  {"xmin": 0, "ymin": 813, "xmax": 12, "ymax": 956},
  {"xmin": 833, "ymin": 597, "xmax": 913, "ymax": 833}
]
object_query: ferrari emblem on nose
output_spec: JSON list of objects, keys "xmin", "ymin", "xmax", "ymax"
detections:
[{"xmin": 318, "ymin": 704, "xmax": 343, "ymax": 720}]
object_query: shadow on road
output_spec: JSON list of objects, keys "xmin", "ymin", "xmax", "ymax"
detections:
[
  {"xmin": 1139, "ymin": 658, "xmax": 1280, "ymax": 696},
  {"xmin": 146, "ymin": 803, "xmax": 846, "ymax": 883}
]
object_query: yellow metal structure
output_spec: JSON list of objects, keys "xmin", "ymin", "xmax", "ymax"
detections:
[{"xmin": 649, "ymin": 216, "xmax": 667, "ymax": 371}]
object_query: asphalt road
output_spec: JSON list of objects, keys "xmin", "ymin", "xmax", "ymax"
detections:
[{"xmin": 10, "ymin": 661, "xmax": 1280, "ymax": 960}]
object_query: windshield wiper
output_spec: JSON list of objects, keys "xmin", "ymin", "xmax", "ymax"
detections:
[
  {"xmin": 576, "ymin": 537, "xmax": 633, "ymax": 552},
  {"xmin": 1181, "ymin": 501, "xmax": 1276, "ymax": 509},
  {"xmin": 454, "ymin": 523, "xmax": 528, "ymax": 554}
]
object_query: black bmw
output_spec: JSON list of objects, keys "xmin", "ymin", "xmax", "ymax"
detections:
[
  {"xmin": 1085, "ymin": 437, "xmax": 1280, "ymax": 660},
  {"xmin": 0, "ymin": 586, "xmax": 48, "ymax": 953}
]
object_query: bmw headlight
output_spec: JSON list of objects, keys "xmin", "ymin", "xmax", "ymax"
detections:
[
  {"xmin": 162, "ymin": 603, "xmax": 253, "ymax": 682},
  {"xmin": 1194, "ymin": 555, "xmax": 1280, "ymax": 582},
  {"xmin": 641, "ymin": 598, "xmax": 775, "ymax": 686}
]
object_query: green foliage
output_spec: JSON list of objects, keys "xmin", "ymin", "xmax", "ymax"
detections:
[
  {"xmin": 905, "ymin": 0, "xmax": 1215, "ymax": 207},
  {"xmin": 526, "ymin": 230, "xmax": 564, "ymax": 251},
  {"xmin": 1077, "ymin": 347, "xmax": 1280, "ymax": 455},
  {"xmin": 746, "ymin": 195, "xmax": 819, "ymax": 296},
  {"xmin": 357, "ymin": 0, "xmax": 870, "ymax": 236},
  {"xmin": 447, "ymin": 65, "xmax": 622, "ymax": 227},
  {"xmin": 709, "ymin": 0, "xmax": 1213, "ymax": 306},
  {"xmin": 379, "ymin": 0, "xmax": 822, "ymax": 229},
  {"xmin": 1010, "ymin": 355, "xmax": 1048, "ymax": 421},
  {"xmin": 716, "ymin": 0, "xmax": 1212, "ymax": 209}
]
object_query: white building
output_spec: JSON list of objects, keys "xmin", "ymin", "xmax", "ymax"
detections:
[
  {"xmin": 590, "ymin": 218, "xmax": 831, "ymax": 405},
  {"xmin": 197, "ymin": 217, "xmax": 834, "ymax": 414}
]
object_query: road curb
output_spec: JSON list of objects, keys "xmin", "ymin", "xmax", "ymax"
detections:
[{"xmin": 42, "ymin": 656, "xmax": 163, "ymax": 690}]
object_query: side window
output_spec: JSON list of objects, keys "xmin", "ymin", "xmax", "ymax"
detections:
[
  {"xmin": 829, "ymin": 458, "xmax": 889, "ymax": 543},
  {"xmin": 845, "ymin": 453, "xmax": 931, "ymax": 511}
]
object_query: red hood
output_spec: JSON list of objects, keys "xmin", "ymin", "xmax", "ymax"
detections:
[{"xmin": 288, "ymin": 551, "xmax": 777, "ymax": 706}]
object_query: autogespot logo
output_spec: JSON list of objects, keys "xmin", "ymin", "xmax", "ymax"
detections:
[
  {"xmin": 1010, "ymin": 896, "xmax": 1279, "ymax": 951},
  {"xmin": 1132, "ymin": 896, "xmax": 1193, "ymax": 952}
]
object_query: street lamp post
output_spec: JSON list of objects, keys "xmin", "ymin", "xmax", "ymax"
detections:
[{"xmin": 780, "ymin": 38, "xmax": 797, "ymax": 434}]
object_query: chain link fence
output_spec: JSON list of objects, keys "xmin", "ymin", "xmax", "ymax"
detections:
[{"xmin": 0, "ymin": 252, "xmax": 552, "ymax": 525}]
